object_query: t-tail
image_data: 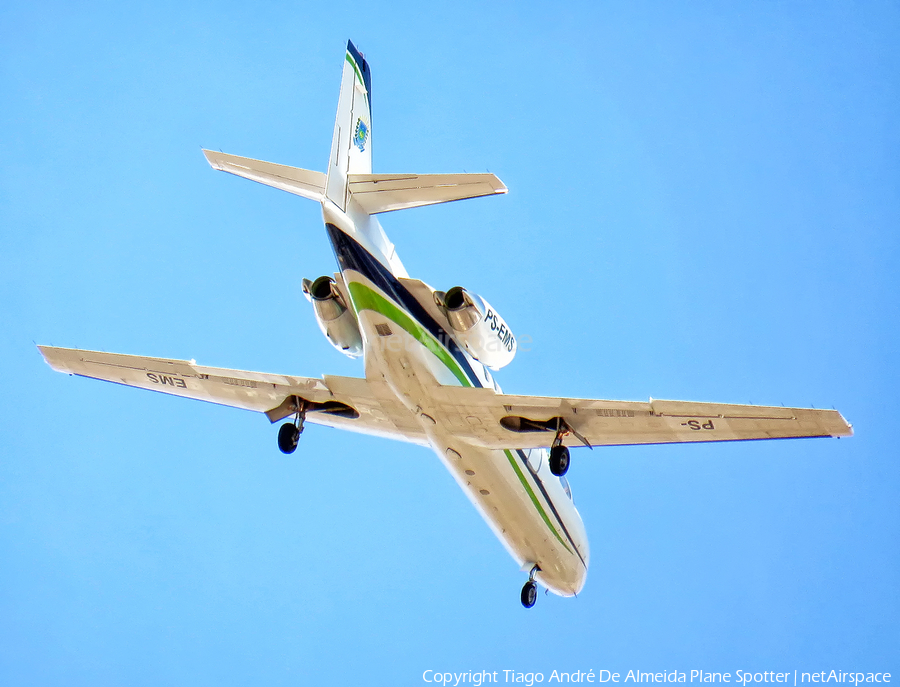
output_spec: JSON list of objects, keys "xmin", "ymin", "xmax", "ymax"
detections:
[{"xmin": 201, "ymin": 40, "xmax": 507, "ymax": 276}]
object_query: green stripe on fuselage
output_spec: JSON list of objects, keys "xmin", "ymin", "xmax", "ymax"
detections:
[
  {"xmin": 345, "ymin": 279, "xmax": 572, "ymax": 556},
  {"xmin": 503, "ymin": 450, "xmax": 572, "ymax": 554},
  {"xmin": 347, "ymin": 281, "xmax": 470, "ymax": 387}
]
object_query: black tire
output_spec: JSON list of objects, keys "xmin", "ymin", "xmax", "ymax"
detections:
[
  {"xmin": 521, "ymin": 580, "xmax": 537, "ymax": 608},
  {"xmin": 549, "ymin": 445, "xmax": 570, "ymax": 476},
  {"xmin": 278, "ymin": 423, "xmax": 300, "ymax": 454}
]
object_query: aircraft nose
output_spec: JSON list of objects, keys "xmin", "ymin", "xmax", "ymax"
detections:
[
  {"xmin": 568, "ymin": 551, "xmax": 589, "ymax": 596},
  {"xmin": 540, "ymin": 536, "xmax": 589, "ymax": 597}
]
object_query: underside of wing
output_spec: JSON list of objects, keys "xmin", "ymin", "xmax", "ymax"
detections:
[
  {"xmin": 427, "ymin": 386, "xmax": 852, "ymax": 450},
  {"xmin": 347, "ymin": 173, "xmax": 507, "ymax": 214},
  {"xmin": 38, "ymin": 346, "xmax": 427, "ymax": 445}
]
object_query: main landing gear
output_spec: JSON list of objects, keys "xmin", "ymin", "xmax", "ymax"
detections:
[
  {"xmin": 549, "ymin": 445, "xmax": 570, "ymax": 477},
  {"xmin": 549, "ymin": 418, "xmax": 570, "ymax": 477},
  {"xmin": 277, "ymin": 401, "xmax": 308, "ymax": 454},
  {"xmin": 520, "ymin": 565, "xmax": 540, "ymax": 608}
]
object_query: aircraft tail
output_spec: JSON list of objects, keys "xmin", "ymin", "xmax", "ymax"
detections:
[
  {"xmin": 202, "ymin": 40, "xmax": 505, "ymax": 221},
  {"xmin": 325, "ymin": 41, "xmax": 373, "ymax": 211}
]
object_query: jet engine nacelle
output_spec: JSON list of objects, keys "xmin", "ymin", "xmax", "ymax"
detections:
[
  {"xmin": 302, "ymin": 276, "xmax": 363, "ymax": 359},
  {"xmin": 440, "ymin": 286, "xmax": 517, "ymax": 369}
]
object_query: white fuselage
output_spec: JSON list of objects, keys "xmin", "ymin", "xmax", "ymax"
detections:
[{"xmin": 322, "ymin": 201, "xmax": 589, "ymax": 596}]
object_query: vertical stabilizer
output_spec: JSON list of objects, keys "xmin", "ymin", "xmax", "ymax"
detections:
[{"xmin": 325, "ymin": 41, "xmax": 373, "ymax": 210}]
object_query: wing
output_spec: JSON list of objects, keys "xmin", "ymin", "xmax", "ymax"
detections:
[
  {"xmin": 427, "ymin": 386, "xmax": 852, "ymax": 449},
  {"xmin": 37, "ymin": 346, "xmax": 428, "ymax": 445}
]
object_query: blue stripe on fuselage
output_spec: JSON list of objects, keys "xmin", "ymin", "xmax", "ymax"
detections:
[{"xmin": 325, "ymin": 223, "xmax": 483, "ymax": 388}]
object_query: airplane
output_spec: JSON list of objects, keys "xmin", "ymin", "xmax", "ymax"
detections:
[{"xmin": 38, "ymin": 40, "xmax": 852, "ymax": 608}]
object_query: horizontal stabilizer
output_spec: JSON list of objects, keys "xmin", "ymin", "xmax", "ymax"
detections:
[
  {"xmin": 202, "ymin": 150, "xmax": 325, "ymax": 201},
  {"xmin": 348, "ymin": 173, "xmax": 507, "ymax": 214},
  {"xmin": 202, "ymin": 151, "xmax": 506, "ymax": 215}
]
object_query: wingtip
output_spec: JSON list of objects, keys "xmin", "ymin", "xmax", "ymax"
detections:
[
  {"xmin": 35, "ymin": 344, "xmax": 69, "ymax": 373},
  {"xmin": 831, "ymin": 411, "xmax": 853, "ymax": 438},
  {"xmin": 200, "ymin": 148, "xmax": 224, "ymax": 171}
]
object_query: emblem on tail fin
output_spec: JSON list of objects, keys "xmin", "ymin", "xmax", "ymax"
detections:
[{"xmin": 353, "ymin": 118, "xmax": 369, "ymax": 152}]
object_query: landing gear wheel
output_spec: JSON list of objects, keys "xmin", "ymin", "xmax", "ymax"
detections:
[
  {"xmin": 549, "ymin": 445, "xmax": 570, "ymax": 476},
  {"xmin": 278, "ymin": 422, "xmax": 300, "ymax": 454},
  {"xmin": 521, "ymin": 580, "xmax": 537, "ymax": 608}
]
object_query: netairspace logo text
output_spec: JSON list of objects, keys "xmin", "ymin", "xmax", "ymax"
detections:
[{"xmin": 422, "ymin": 670, "xmax": 892, "ymax": 687}]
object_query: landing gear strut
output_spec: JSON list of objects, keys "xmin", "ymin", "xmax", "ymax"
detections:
[
  {"xmin": 277, "ymin": 400, "xmax": 308, "ymax": 454},
  {"xmin": 521, "ymin": 565, "xmax": 540, "ymax": 608},
  {"xmin": 549, "ymin": 418, "xmax": 570, "ymax": 476}
]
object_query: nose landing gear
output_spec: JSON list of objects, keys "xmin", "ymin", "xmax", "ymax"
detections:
[
  {"xmin": 277, "ymin": 400, "xmax": 308, "ymax": 454},
  {"xmin": 520, "ymin": 565, "xmax": 540, "ymax": 608}
]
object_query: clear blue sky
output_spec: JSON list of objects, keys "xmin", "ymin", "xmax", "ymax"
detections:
[{"xmin": 2, "ymin": 1, "xmax": 898, "ymax": 684}]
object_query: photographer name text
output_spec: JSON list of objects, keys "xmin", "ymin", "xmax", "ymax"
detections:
[{"xmin": 423, "ymin": 670, "xmax": 892, "ymax": 687}]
